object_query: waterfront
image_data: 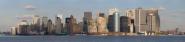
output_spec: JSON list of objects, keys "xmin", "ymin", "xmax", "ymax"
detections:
[{"xmin": 0, "ymin": 35, "xmax": 185, "ymax": 42}]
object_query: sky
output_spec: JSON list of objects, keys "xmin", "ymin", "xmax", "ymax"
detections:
[{"xmin": 0, "ymin": 0, "xmax": 185, "ymax": 32}]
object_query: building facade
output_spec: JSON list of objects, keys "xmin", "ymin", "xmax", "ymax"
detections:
[
  {"xmin": 97, "ymin": 13, "xmax": 108, "ymax": 33},
  {"xmin": 83, "ymin": 12, "xmax": 93, "ymax": 34},
  {"xmin": 126, "ymin": 8, "xmax": 160, "ymax": 35},
  {"xmin": 120, "ymin": 16, "xmax": 129, "ymax": 32}
]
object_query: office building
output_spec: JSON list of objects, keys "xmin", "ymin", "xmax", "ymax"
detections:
[
  {"xmin": 113, "ymin": 12, "xmax": 120, "ymax": 32},
  {"xmin": 11, "ymin": 27, "xmax": 17, "ymax": 35},
  {"xmin": 31, "ymin": 15, "xmax": 41, "ymax": 34},
  {"xmin": 17, "ymin": 20, "xmax": 29, "ymax": 35},
  {"xmin": 65, "ymin": 15, "xmax": 79, "ymax": 35},
  {"xmin": 83, "ymin": 11, "xmax": 93, "ymax": 34},
  {"xmin": 87, "ymin": 19, "xmax": 97, "ymax": 34},
  {"xmin": 55, "ymin": 16, "xmax": 63, "ymax": 34},
  {"xmin": 108, "ymin": 8, "xmax": 120, "ymax": 32},
  {"xmin": 97, "ymin": 13, "xmax": 108, "ymax": 33},
  {"xmin": 120, "ymin": 16, "xmax": 129, "ymax": 32},
  {"xmin": 41, "ymin": 16, "xmax": 48, "ymax": 34},
  {"xmin": 126, "ymin": 9, "xmax": 136, "ymax": 33},
  {"xmin": 126, "ymin": 8, "xmax": 160, "ymax": 34},
  {"xmin": 47, "ymin": 19, "xmax": 54, "ymax": 35},
  {"xmin": 145, "ymin": 8, "xmax": 160, "ymax": 34}
]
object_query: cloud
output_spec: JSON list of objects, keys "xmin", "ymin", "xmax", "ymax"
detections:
[
  {"xmin": 158, "ymin": 6, "xmax": 166, "ymax": 10},
  {"xmin": 24, "ymin": 4, "xmax": 36, "ymax": 10}
]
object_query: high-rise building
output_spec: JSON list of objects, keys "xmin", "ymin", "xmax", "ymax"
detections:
[
  {"xmin": 126, "ymin": 9, "xmax": 136, "ymax": 33},
  {"xmin": 78, "ymin": 22, "xmax": 83, "ymax": 34},
  {"xmin": 108, "ymin": 8, "xmax": 120, "ymax": 32},
  {"xmin": 17, "ymin": 20, "xmax": 29, "ymax": 35},
  {"xmin": 47, "ymin": 19, "xmax": 54, "ymax": 35},
  {"xmin": 31, "ymin": 15, "xmax": 41, "ymax": 34},
  {"xmin": 120, "ymin": 16, "xmax": 129, "ymax": 32},
  {"xmin": 55, "ymin": 16, "xmax": 63, "ymax": 34},
  {"xmin": 113, "ymin": 12, "xmax": 120, "ymax": 32},
  {"xmin": 145, "ymin": 8, "xmax": 160, "ymax": 34},
  {"xmin": 133, "ymin": 8, "xmax": 148, "ymax": 33},
  {"xmin": 97, "ymin": 13, "xmax": 108, "ymax": 34},
  {"xmin": 126, "ymin": 8, "xmax": 160, "ymax": 34},
  {"xmin": 83, "ymin": 11, "xmax": 93, "ymax": 34},
  {"xmin": 107, "ymin": 12, "xmax": 120, "ymax": 32},
  {"xmin": 11, "ymin": 27, "xmax": 17, "ymax": 35},
  {"xmin": 65, "ymin": 17, "xmax": 71, "ymax": 34},
  {"xmin": 107, "ymin": 15, "xmax": 114, "ymax": 32},
  {"xmin": 41, "ymin": 16, "xmax": 48, "ymax": 34},
  {"xmin": 65, "ymin": 15, "xmax": 79, "ymax": 35},
  {"xmin": 87, "ymin": 19, "xmax": 97, "ymax": 34}
]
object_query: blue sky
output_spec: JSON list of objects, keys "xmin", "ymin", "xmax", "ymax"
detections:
[{"xmin": 0, "ymin": 0, "xmax": 185, "ymax": 32}]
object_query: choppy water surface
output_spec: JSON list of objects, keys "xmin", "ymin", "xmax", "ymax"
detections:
[{"xmin": 0, "ymin": 35, "xmax": 185, "ymax": 42}]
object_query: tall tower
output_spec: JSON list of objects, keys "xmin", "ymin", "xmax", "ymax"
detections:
[
  {"xmin": 107, "ymin": 15, "xmax": 114, "ymax": 32},
  {"xmin": 97, "ymin": 13, "xmax": 108, "ymax": 34},
  {"xmin": 41, "ymin": 16, "xmax": 48, "ymax": 34},
  {"xmin": 32, "ymin": 15, "xmax": 41, "ymax": 34},
  {"xmin": 108, "ymin": 8, "xmax": 120, "ymax": 32},
  {"xmin": 126, "ymin": 8, "xmax": 160, "ymax": 34},
  {"xmin": 146, "ymin": 8, "xmax": 160, "ymax": 34},
  {"xmin": 65, "ymin": 15, "xmax": 78, "ymax": 35},
  {"xmin": 134, "ymin": 8, "xmax": 148, "ymax": 33},
  {"xmin": 56, "ymin": 15, "xmax": 65, "ymax": 34},
  {"xmin": 120, "ymin": 16, "xmax": 129, "ymax": 32},
  {"xmin": 17, "ymin": 20, "xmax": 29, "ymax": 35},
  {"xmin": 88, "ymin": 18, "xmax": 97, "ymax": 34},
  {"xmin": 55, "ymin": 15, "xmax": 63, "ymax": 34},
  {"xmin": 47, "ymin": 19, "xmax": 54, "ymax": 35},
  {"xmin": 11, "ymin": 27, "xmax": 17, "ymax": 35},
  {"xmin": 126, "ymin": 9, "xmax": 135, "ymax": 33},
  {"xmin": 83, "ymin": 11, "xmax": 93, "ymax": 34},
  {"xmin": 113, "ymin": 12, "xmax": 120, "ymax": 32}
]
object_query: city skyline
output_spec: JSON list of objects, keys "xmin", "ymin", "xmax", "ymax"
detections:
[
  {"xmin": 9, "ymin": 8, "xmax": 161, "ymax": 35},
  {"xmin": 0, "ymin": 0, "xmax": 185, "ymax": 32}
]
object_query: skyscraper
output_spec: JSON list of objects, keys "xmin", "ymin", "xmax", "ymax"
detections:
[
  {"xmin": 55, "ymin": 16, "xmax": 63, "ymax": 34},
  {"xmin": 87, "ymin": 19, "xmax": 97, "ymax": 34},
  {"xmin": 126, "ymin": 9, "xmax": 136, "ymax": 33},
  {"xmin": 47, "ymin": 19, "xmax": 54, "ymax": 35},
  {"xmin": 65, "ymin": 17, "xmax": 71, "ymax": 34},
  {"xmin": 108, "ymin": 12, "xmax": 120, "ymax": 32},
  {"xmin": 83, "ymin": 11, "xmax": 93, "ymax": 34},
  {"xmin": 120, "ymin": 16, "xmax": 129, "ymax": 32},
  {"xmin": 65, "ymin": 15, "xmax": 78, "ymax": 35},
  {"xmin": 134, "ymin": 8, "xmax": 148, "ymax": 33},
  {"xmin": 145, "ymin": 8, "xmax": 160, "ymax": 34},
  {"xmin": 11, "ymin": 27, "xmax": 17, "ymax": 35},
  {"xmin": 126, "ymin": 8, "xmax": 160, "ymax": 34},
  {"xmin": 41, "ymin": 16, "xmax": 48, "ymax": 34},
  {"xmin": 97, "ymin": 13, "xmax": 108, "ymax": 34},
  {"xmin": 107, "ymin": 15, "xmax": 114, "ymax": 32},
  {"xmin": 113, "ymin": 12, "xmax": 120, "ymax": 32},
  {"xmin": 108, "ymin": 8, "xmax": 120, "ymax": 32},
  {"xmin": 31, "ymin": 15, "xmax": 41, "ymax": 34},
  {"xmin": 17, "ymin": 20, "xmax": 29, "ymax": 35}
]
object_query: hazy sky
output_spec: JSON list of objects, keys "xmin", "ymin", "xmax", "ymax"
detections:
[{"xmin": 0, "ymin": 0, "xmax": 185, "ymax": 32}]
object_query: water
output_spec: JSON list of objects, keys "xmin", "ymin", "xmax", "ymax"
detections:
[{"xmin": 0, "ymin": 35, "xmax": 185, "ymax": 42}]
